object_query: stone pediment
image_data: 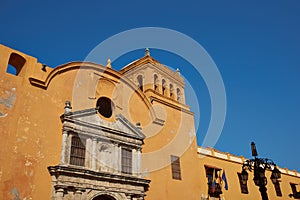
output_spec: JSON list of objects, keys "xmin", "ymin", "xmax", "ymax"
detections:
[{"xmin": 60, "ymin": 108, "xmax": 145, "ymax": 140}]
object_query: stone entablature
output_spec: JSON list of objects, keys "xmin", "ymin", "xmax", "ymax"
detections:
[{"xmin": 48, "ymin": 165, "xmax": 149, "ymax": 200}]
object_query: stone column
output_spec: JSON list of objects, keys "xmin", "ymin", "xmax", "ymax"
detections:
[
  {"xmin": 92, "ymin": 138, "xmax": 97, "ymax": 170},
  {"xmin": 154, "ymin": 74, "xmax": 160, "ymax": 93},
  {"xmin": 113, "ymin": 144, "xmax": 119, "ymax": 173},
  {"xmin": 165, "ymin": 81, "xmax": 170, "ymax": 98},
  {"xmin": 132, "ymin": 149, "xmax": 137, "ymax": 175},
  {"xmin": 60, "ymin": 131, "xmax": 68, "ymax": 165},
  {"xmin": 81, "ymin": 190, "xmax": 87, "ymax": 200},
  {"xmin": 180, "ymin": 88, "xmax": 185, "ymax": 104},
  {"xmin": 126, "ymin": 195, "xmax": 132, "ymax": 200},
  {"xmin": 74, "ymin": 189, "xmax": 82, "ymax": 200},
  {"xmin": 119, "ymin": 146, "xmax": 122, "ymax": 173},
  {"xmin": 85, "ymin": 138, "xmax": 92, "ymax": 168},
  {"xmin": 56, "ymin": 188, "xmax": 64, "ymax": 200},
  {"xmin": 137, "ymin": 149, "xmax": 142, "ymax": 177}
]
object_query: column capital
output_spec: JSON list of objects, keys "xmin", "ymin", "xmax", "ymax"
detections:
[
  {"xmin": 113, "ymin": 142, "xmax": 119, "ymax": 146},
  {"xmin": 74, "ymin": 188, "xmax": 84, "ymax": 194}
]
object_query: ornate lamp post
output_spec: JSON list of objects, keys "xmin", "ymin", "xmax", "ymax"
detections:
[{"xmin": 241, "ymin": 142, "xmax": 281, "ymax": 200}]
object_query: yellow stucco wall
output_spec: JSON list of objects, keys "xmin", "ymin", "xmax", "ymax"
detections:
[{"xmin": 0, "ymin": 44, "xmax": 299, "ymax": 200}]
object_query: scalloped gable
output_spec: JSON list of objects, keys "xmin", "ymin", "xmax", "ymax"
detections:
[{"xmin": 61, "ymin": 108, "xmax": 145, "ymax": 140}]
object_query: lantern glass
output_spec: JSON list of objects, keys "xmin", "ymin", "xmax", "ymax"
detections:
[
  {"xmin": 263, "ymin": 177, "xmax": 267, "ymax": 185},
  {"xmin": 256, "ymin": 167, "xmax": 265, "ymax": 178},
  {"xmin": 254, "ymin": 167, "xmax": 267, "ymax": 186},
  {"xmin": 272, "ymin": 167, "xmax": 281, "ymax": 179},
  {"xmin": 254, "ymin": 176, "xmax": 260, "ymax": 186},
  {"xmin": 241, "ymin": 169, "xmax": 248, "ymax": 184},
  {"xmin": 271, "ymin": 177, "xmax": 277, "ymax": 184}
]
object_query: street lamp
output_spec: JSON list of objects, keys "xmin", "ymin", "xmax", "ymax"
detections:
[{"xmin": 241, "ymin": 142, "xmax": 281, "ymax": 200}]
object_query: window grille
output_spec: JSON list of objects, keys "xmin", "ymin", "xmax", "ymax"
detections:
[
  {"xmin": 70, "ymin": 134, "xmax": 86, "ymax": 166},
  {"xmin": 171, "ymin": 155, "xmax": 182, "ymax": 180},
  {"xmin": 154, "ymin": 74, "xmax": 158, "ymax": 92},
  {"xmin": 121, "ymin": 148, "xmax": 132, "ymax": 174},
  {"xmin": 137, "ymin": 75, "xmax": 143, "ymax": 91},
  {"xmin": 237, "ymin": 172, "xmax": 249, "ymax": 194}
]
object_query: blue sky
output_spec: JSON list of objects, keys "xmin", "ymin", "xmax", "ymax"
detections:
[{"xmin": 1, "ymin": 1, "xmax": 300, "ymax": 171}]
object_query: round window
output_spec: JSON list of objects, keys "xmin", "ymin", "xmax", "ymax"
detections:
[{"xmin": 96, "ymin": 97, "xmax": 113, "ymax": 118}]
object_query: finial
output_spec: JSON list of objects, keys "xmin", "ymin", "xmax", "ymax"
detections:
[
  {"xmin": 64, "ymin": 100, "xmax": 72, "ymax": 114},
  {"xmin": 106, "ymin": 58, "xmax": 112, "ymax": 68},
  {"xmin": 176, "ymin": 68, "xmax": 180, "ymax": 74},
  {"xmin": 136, "ymin": 122, "xmax": 142, "ymax": 131},
  {"xmin": 145, "ymin": 48, "xmax": 150, "ymax": 56}
]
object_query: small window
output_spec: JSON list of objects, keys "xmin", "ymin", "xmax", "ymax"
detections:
[
  {"xmin": 170, "ymin": 84, "xmax": 174, "ymax": 99},
  {"xmin": 137, "ymin": 75, "xmax": 143, "ymax": 91},
  {"xmin": 290, "ymin": 183, "xmax": 298, "ymax": 195},
  {"xmin": 237, "ymin": 172, "xmax": 249, "ymax": 194},
  {"xmin": 273, "ymin": 181, "xmax": 282, "ymax": 197},
  {"xmin": 96, "ymin": 97, "xmax": 113, "ymax": 118},
  {"xmin": 70, "ymin": 134, "xmax": 86, "ymax": 166},
  {"xmin": 154, "ymin": 74, "xmax": 158, "ymax": 92},
  {"xmin": 121, "ymin": 148, "xmax": 132, "ymax": 174},
  {"xmin": 177, "ymin": 88, "xmax": 181, "ymax": 102},
  {"xmin": 162, "ymin": 79, "xmax": 166, "ymax": 96},
  {"xmin": 7, "ymin": 64, "xmax": 17, "ymax": 75},
  {"xmin": 205, "ymin": 166, "xmax": 223, "ymax": 198},
  {"xmin": 171, "ymin": 155, "xmax": 182, "ymax": 180},
  {"xmin": 6, "ymin": 53, "xmax": 26, "ymax": 76}
]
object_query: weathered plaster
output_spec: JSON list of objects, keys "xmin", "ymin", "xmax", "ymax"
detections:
[{"xmin": 0, "ymin": 90, "xmax": 16, "ymax": 108}]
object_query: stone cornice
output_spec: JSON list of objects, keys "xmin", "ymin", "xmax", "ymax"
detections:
[
  {"xmin": 144, "ymin": 89, "xmax": 192, "ymax": 115},
  {"xmin": 48, "ymin": 165, "xmax": 150, "ymax": 189}
]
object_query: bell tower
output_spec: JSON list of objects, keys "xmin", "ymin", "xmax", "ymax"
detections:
[{"xmin": 120, "ymin": 48, "xmax": 186, "ymax": 106}]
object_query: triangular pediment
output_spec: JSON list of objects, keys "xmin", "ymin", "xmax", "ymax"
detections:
[
  {"xmin": 61, "ymin": 108, "xmax": 145, "ymax": 140},
  {"xmin": 119, "ymin": 55, "xmax": 162, "ymax": 74}
]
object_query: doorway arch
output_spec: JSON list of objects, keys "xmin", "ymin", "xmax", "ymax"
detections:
[{"xmin": 92, "ymin": 194, "xmax": 116, "ymax": 200}]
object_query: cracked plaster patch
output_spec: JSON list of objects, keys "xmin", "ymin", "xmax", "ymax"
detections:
[
  {"xmin": 0, "ymin": 90, "xmax": 16, "ymax": 108},
  {"xmin": 10, "ymin": 187, "xmax": 20, "ymax": 200}
]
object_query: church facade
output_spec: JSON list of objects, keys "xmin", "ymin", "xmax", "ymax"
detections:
[{"xmin": 0, "ymin": 44, "xmax": 299, "ymax": 200}]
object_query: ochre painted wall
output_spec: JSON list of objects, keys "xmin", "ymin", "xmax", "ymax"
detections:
[{"xmin": 0, "ymin": 44, "xmax": 299, "ymax": 200}]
